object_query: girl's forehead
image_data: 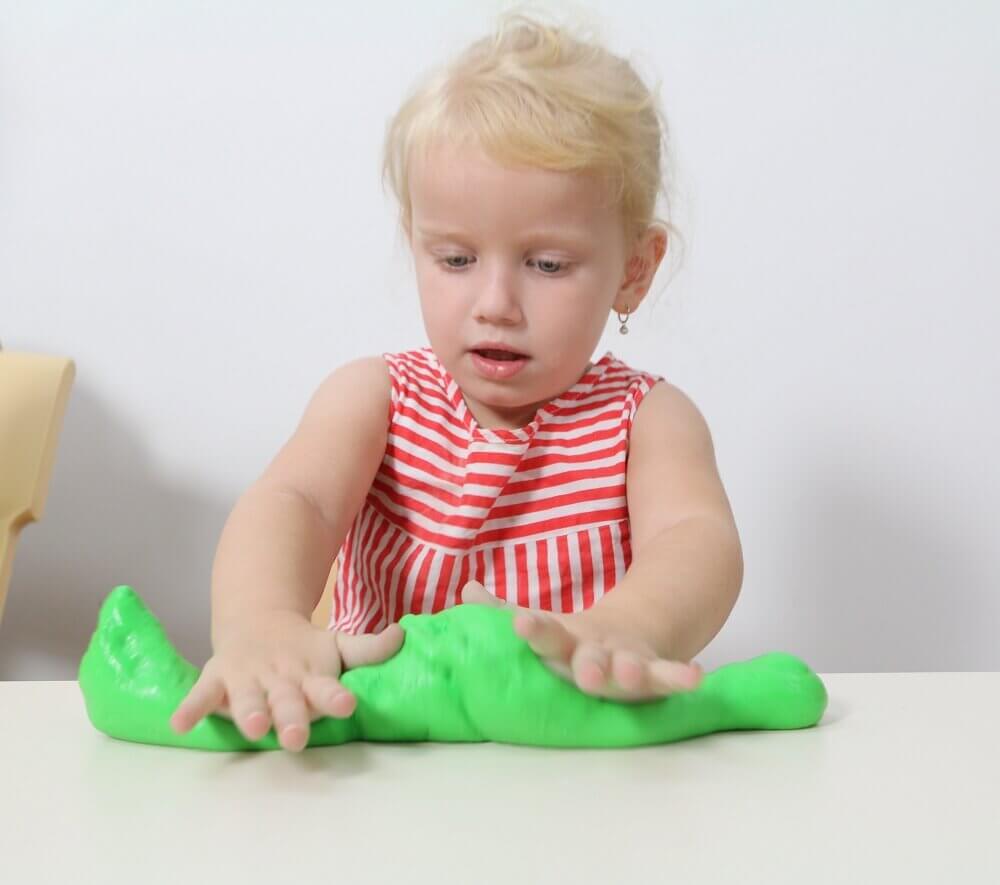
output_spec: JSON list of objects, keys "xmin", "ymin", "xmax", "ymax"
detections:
[
  {"xmin": 411, "ymin": 142, "xmax": 613, "ymax": 219},
  {"xmin": 415, "ymin": 140, "xmax": 596, "ymax": 185}
]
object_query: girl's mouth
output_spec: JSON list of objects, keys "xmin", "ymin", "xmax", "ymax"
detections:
[
  {"xmin": 473, "ymin": 349, "xmax": 525, "ymax": 361},
  {"xmin": 469, "ymin": 350, "xmax": 529, "ymax": 379}
]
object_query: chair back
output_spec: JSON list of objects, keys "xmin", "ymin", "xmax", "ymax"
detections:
[
  {"xmin": 310, "ymin": 561, "xmax": 338, "ymax": 629},
  {"xmin": 0, "ymin": 351, "xmax": 75, "ymax": 623}
]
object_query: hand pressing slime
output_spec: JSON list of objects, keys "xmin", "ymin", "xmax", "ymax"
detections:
[{"xmin": 78, "ymin": 586, "xmax": 827, "ymax": 751}]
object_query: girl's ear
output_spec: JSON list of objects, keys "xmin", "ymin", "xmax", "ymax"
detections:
[{"xmin": 616, "ymin": 225, "xmax": 668, "ymax": 309}]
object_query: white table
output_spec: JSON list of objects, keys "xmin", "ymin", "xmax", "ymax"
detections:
[{"xmin": 2, "ymin": 674, "xmax": 998, "ymax": 884}]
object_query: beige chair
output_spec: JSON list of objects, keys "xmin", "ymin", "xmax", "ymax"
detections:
[
  {"xmin": 0, "ymin": 348, "xmax": 335, "ymax": 631},
  {"xmin": 0, "ymin": 351, "xmax": 76, "ymax": 626},
  {"xmin": 311, "ymin": 561, "xmax": 338, "ymax": 629}
]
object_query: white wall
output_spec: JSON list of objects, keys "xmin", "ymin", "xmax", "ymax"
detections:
[{"xmin": 2, "ymin": 0, "xmax": 997, "ymax": 679}]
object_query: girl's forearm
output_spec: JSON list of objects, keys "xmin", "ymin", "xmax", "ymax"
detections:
[
  {"xmin": 210, "ymin": 484, "xmax": 340, "ymax": 645},
  {"xmin": 576, "ymin": 516, "xmax": 744, "ymax": 661}
]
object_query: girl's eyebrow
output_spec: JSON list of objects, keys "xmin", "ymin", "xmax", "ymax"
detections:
[
  {"xmin": 416, "ymin": 227, "xmax": 466, "ymax": 240},
  {"xmin": 418, "ymin": 226, "xmax": 592, "ymax": 247}
]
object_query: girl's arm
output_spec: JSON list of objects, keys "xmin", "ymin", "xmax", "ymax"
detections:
[
  {"xmin": 210, "ymin": 356, "xmax": 392, "ymax": 643},
  {"xmin": 461, "ymin": 380, "xmax": 741, "ymax": 702},
  {"xmin": 171, "ymin": 356, "xmax": 402, "ymax": 752},
  {"xmin": 584, "ymin": 382, "xmax": 743, "ymax": 661},
  {"xmin": 579, "ymin": 380, "xmax": 743, "ymax": 660}
]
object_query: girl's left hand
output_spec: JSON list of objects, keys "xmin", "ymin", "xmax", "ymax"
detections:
[{"xmin": 459, "ymin": 581, "xmax": 703, "ymax": 702}]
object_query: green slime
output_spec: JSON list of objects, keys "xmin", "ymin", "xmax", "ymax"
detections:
[{"xmin": 78, "ymin": 585, "xmax": 828, "ymax": 751}]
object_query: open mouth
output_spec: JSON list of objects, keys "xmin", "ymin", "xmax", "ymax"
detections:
[
  {"xmin": 469, "ymin": 349, "xmax": 530, "ymax": 379},
  {"xmin": 472, "ymin": 349, "xmax": 528, "ymax": 361}
]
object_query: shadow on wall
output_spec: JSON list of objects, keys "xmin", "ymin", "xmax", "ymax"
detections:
[
  {"xmin": 699, "ymin": 429, "xmax": 992, "ymax": 674},
  {"xmin": 0, "ymin": 381, "xmax": 230, "ymax": 680},
  {"xmin": 772, "ymin": 441, "xmax": 988, "ymax": 673}
]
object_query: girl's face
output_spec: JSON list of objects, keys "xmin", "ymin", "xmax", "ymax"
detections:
[{"xmin": 408, "ymin": 141, "xmax": 633, "ymax": 431}]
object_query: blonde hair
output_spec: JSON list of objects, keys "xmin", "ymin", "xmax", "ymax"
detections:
[{"xmin": 381, "ymin": 6, "xmax": 684, "ymax": 287}]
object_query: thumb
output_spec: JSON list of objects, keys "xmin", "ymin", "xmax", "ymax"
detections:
[
  {"xmin": 335, "ymin": 622, "xmax": 405, "ymax": 670},
  {"xmin": 460, "ymin": 580, "xmax": 506, "ymax": 607}
]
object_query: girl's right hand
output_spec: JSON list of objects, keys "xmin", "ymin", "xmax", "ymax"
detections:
[{"xmin": 169, "ymin": 610, "xmax": 405, "ymax": 752}]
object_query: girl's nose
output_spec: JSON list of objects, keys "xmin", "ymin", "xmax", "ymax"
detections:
[{"xmin": 473, "ymin": 265, "xmax": 523, "ymax": 324}]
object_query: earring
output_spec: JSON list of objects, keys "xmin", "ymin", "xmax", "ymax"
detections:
[{"xmin": 616, "ymin": 305, "xmax": 631, "ymax": 335}]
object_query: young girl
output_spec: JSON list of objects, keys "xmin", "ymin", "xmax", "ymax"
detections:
[{"xmin": 171, "ymin": 11, "xmax": 743, "ymax": 752}]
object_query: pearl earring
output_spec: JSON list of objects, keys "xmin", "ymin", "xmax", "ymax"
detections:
[{"xmin": 616, "ymin": 305, "xmax": 631, "ymax": 335}]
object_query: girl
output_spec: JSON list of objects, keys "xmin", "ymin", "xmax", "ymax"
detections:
[{"xmin": 171, "ymin": 10, "xmax": 743, "ymax": 752}]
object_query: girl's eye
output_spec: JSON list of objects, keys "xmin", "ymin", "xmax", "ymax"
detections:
[
  {"xmin": 532, "ymin": 258, "xmax": 565, "ymax": 275},
  {"xmin": 438, "ymin": 256, "xmax": 568, "ymax": 275}
]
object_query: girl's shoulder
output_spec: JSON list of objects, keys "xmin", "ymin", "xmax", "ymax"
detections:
[
  {"xmin": 600, "ymin": 350, "xmax": 665, "ymax": 384},
  {"xmin": 590, "ymin": 352, "xmax": 668, "ymax": 439},
  {"xmin": 377, "ymin": 347, "xmax": 453, "ymax": 418}
]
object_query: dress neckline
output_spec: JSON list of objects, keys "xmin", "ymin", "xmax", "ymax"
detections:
[{"xmin": 425, "ymin": 347, "xmax": 615, "ymax": 445}]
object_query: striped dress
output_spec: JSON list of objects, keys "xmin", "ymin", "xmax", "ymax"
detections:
[{"xmin": 328, "ymin": 346, "xmax": 665, "ymax": 634}]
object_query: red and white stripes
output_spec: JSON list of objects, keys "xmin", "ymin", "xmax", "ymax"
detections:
[{"xmin": 329, "ymin": 347, "xmax": 663, "ymax": 633}]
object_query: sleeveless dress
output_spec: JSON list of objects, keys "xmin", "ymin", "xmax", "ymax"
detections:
[{"xmin": 327, "ymin": 346, "xmax": 665, "ymax": 633}]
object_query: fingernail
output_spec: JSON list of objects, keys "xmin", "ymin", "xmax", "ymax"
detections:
[
  {"xmin": 247, "ymin": 710, "xmax": 267, "ymax": 725},
  {"xmin": 585, "ymin": 664, "xmax": 605, "ymax": 686},
  {"xmin": 330, "ymin": 690, "xmax": 351, "ymax": 707}
]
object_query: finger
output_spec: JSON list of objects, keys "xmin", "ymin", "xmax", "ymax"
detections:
[
  {"xmin": 610, "ymin": 649, "xmax": 649, "ymax": 695},
  {"xmin": 460, "ymin": 581, "xmax": 506, "ymax": 607},
  {"xmin": 513, "ymin": 612, "xmax": 577, "ymax": 665},
  {"xmin": 647, "ymin": 659, "xmax": 703, "ymax": 695},
  {"xmin": 336, "ymin": 622, "xmax": 405, "ymax": 670},
  {"xmin": 301, "ymin": 673, "xmax": 357, "ymax": 719},
  {"xmin": 170, "ymin": 672, "xmax": 226, "ymax": 734},
  {"xmin": 223, "ymin": 676, "xmax": 272, "ymax": 741},
  {"xmin": 262, "ymin": 676, "xmax": 312, "ymax": 752},
  {"xmin": 570, "ymin": 642, "xmax": 612, "ymax": 695}
]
